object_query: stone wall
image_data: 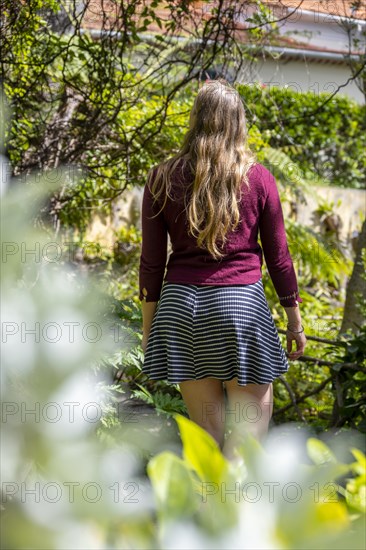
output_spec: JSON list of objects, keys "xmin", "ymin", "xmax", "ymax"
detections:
[
  {"xmin": 282, "ymin": 185, "xmax": 365, "ymax": 257},
  {"xmin": 85, "ymin": 184, "xmax": 365, "ymax": 256}
]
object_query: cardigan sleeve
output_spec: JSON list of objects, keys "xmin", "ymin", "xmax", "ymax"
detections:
[
  {"xmin": 258, "ymin": 170, "xmax": 303, "ymax": 308},
  {"xmin": 138, "ymin": 169, "xmax": 168, "ymax": 302}
]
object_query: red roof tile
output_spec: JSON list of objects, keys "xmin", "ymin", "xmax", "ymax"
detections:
[
  {"xmin": 72, "ymin": 0, "xmax": 365, "ymax": 58},
  {"xmin": 262, "ymin": 0, "xmax": 366, "ymax": 19}
]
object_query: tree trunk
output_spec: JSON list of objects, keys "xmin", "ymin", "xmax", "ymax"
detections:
[{"xmin": 339, "ymin": 218, "xmax": 366, "ymax": 335}]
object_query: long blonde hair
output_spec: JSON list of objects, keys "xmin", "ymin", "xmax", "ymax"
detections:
[{"xmin": 148, "ymin": 78, "xmax": 257, "ymax": 260}]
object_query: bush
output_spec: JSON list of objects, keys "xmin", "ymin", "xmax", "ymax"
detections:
[{"xmin": 236, "ymin": 83, "xmax": 366, "ymax": 189}]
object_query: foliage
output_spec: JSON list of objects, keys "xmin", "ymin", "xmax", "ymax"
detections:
[
  {"xmin": 2, "ymin": 0, "xmax": 365, "ymax": 241},
  {"xmin": 132, "ymin": 386, "xmax": 187, "ymax": 416},
  {"xmin": 146, "ymin": 414, "xmax": 366, "ymax": 549},
  {"xmin": 329, "ymin": 323, "xmax": 366, "ymax": 432},
  {"xmin": 353, "ymin": 247, "xmax": 366, "ymax": 321},
  {"xmin": 1, "ymin": 0, "xmax": 286, "ymax": 232},
  {"xmin": 237, "ymin": 82, "xmax": 366, "ymax": 189},
  {"xmin": 1, "ymin": 153, "xmax": 145, "ymax": 549},
  {"xmin": 270, "ymin": 301, "xmax": 366, "ymax": 433}
]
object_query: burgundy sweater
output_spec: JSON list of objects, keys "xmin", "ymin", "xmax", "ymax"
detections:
[{"xmin": 139, "ymin": 160, "xmax": 303, "ymax": 307}]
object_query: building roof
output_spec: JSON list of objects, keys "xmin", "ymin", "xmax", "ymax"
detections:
[
  {"xmin": 72, "ymin": 0, "xmax": 365, "ymax": 62},
  {"xmin": 262, "ymin": 0, "xmax": 366, "ymax": 19}
]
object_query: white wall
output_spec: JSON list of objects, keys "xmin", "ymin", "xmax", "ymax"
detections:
[
  {"xmin": 235, "ymin": 4, "xmax": 365, "ymax": 103},
  {"xmin": 277, "ymin": 11, "xmax": 364, "ymax": 53},
  {"xmin": 239, "ymin": 57, "xmax": 364, "ymax": 103}
]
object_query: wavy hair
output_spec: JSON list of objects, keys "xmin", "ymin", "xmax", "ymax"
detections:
[{"xmin": 148, "ymin": 78, "xmax": 257, "ymax": 260}]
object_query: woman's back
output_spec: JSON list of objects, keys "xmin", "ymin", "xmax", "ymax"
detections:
[{"xmin": 139, "ymin": 157, "xmax": 302, "ymax": 307}]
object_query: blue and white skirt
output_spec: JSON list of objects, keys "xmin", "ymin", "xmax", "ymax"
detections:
[{"xmin": 142, "ymin": 278, "xmax": 290, "ymax": 386}]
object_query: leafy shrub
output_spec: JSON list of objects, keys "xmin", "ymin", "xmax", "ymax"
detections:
[
  {"xmin": 147, "ymin": 414, "xmax": 366, "ymax": 549},
  {"xmin": 237, "ymin": 83, "xmax": 366, "ymax": 189}
]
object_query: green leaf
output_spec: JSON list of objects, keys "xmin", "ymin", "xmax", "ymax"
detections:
[
  {"xmin": 307, "ymin": 438, "xmax": 337, "ymax": 465},
  {"xmin": 350, "ymin": 448, "xmax": 366, "ymax": 475},
  {"xmin": 147, "ymin": 451, "xmax": 198, "ymax": 521},
  {"xmin": 174, "ymin": 414, "xmax": 228, "ymax": 483}
]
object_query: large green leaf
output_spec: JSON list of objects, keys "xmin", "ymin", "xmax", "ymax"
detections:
[
  {"xmin": 174, "ymin": 414, "xmax": 228, "ymax": 484},
  {"xmin": 173, "ymin": 415, "xmax": 242, "ymax": 535},
  {"xmin": 307, "ymin": 438, "xmax": 338, "ymax": 465},
  {"xmin": 147, "ymin": 451, "xmax": 199, "ymax": 521}
]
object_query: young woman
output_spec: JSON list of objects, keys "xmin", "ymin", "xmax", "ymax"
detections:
[{"xmin": 138, "ymin": 78, "xmax": 307, "ymax": 459}]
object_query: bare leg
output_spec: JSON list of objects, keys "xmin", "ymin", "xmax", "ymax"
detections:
[
  {"xmin": 179, "ymin": 378, "xmax": 226, "ymax": 448},
  {"xmin": 222, "ymin": 378, "xmax": 273, "ymax": 460}
]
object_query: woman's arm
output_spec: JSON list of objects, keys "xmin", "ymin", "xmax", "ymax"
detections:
[
  {"xmin": 258, "ymin": 169, "xmax": 302, "ymax": 308},
  {"xmin": 138, "ymin": 169, "xmax": 168, "ymax": 350}
]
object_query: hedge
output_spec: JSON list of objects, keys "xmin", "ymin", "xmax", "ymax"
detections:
[{"xmin": 236, "ymin": 83, "xmax": 366, "ymax": 189}]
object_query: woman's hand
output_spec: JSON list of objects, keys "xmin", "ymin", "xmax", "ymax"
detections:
[{"xmin": 286, "ymin": 329, "xmax": 307, "ymax": 360}]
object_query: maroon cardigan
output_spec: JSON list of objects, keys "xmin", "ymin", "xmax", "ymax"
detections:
[{"xmin": 139, "ymin": 160, "xmax": 303, "ymax": 307}]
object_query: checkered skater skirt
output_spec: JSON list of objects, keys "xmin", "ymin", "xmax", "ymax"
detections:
[{"xmin": 142, "ymin": 278, "xmax": 290, "ymax": 386}]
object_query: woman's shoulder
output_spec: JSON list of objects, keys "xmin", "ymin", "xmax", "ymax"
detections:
[
  {"xmin": 248, "ymin": 162, "xmax": 274, "ymax": 182},
  {"xmin": 247, "ymin": 162, "xmax": 276, "ymax": 195}
]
